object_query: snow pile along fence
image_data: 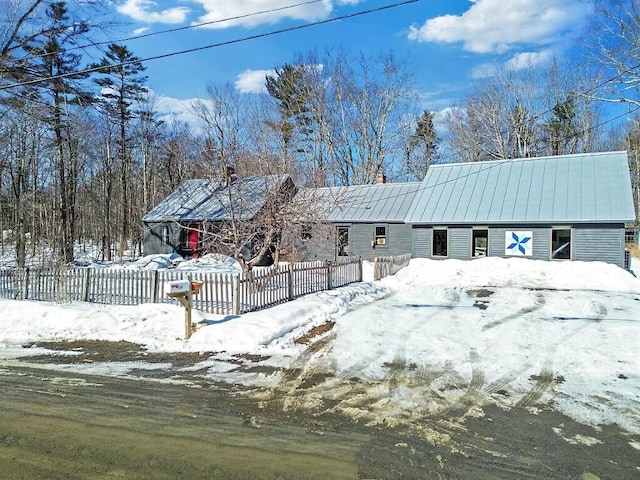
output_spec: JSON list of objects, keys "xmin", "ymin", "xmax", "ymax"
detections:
[
  {"xmin": 0, "ymin": 257, "xmax": 362, "ymax": 315},
  {"xmin": 373, "ymin": 253, "xmax": 411, "ymax": 281}
]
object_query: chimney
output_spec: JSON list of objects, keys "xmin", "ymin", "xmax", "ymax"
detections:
[
  {"xmin": 375, "ymin": 172, "xmax": 386, "ymax": 184},
  {"xmin": 224, "ymin": 165, "xmax": 236, "ymax": 185}
]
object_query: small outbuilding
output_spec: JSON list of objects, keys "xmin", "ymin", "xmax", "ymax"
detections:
[{"xmin": 405, "ymin": 151, "xmax": 636, "ymax": 268}]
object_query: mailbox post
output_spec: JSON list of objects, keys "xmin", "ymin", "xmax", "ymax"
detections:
[{"xmin": 165, "ymin": 279, "xmax": 204, "ymax": 340}]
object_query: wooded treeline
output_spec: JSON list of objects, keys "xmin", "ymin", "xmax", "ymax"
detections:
[{"xmin": 1, "ymin": 0, "xmax": 639, "ymax": 267}]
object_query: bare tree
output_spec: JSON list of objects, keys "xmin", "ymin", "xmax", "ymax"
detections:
[
  {"xmin": 265, "ymin": 48, "xmax": 414, "ymax": 186},
  {"xmin": 192, "ymin": 82, "xmax": 253, "ymax": 176},
  {"xmin": 444, "ymin": 68, "xmax": 540, "ymax": 161},
  {"xmin": 323, "ymin": 50, "xmax": 412, "ymax": 185},
  {"xmin": 0, "ymin": 106, "xmax": 46, "ymax": 266},
  {"xmin": 588, "ymin": 0, "xmax": 640, "ymax": 107},
  {"xmin": 0, "ymin": 0, "xmax": 45, "ymax": 83},
  {"xmin": 444, "ymin": 61, "xmax": 601, "ymax": 162}
]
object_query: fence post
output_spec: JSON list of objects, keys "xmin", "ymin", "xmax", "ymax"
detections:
[
  {"xmin": 22, "ymin": 267, "xmax": 30, "ymax": 300},
  {"xmin": 82, "ymin": 268, "xmax": 92, "ymax": 302},
  {"xmin": 358, "ymin": 257, "xmax": 363, "ymax": 282},
  {"xmin": 232, "ymin": 275, "xmax": 241, "ymax": 315},
  {"xmin": 150, "ymin": 270, "xmax": 160, "ymax": 303},
  {"xmin": 373, "ymin": 257, "xmax": 379, "ymax": 281},
  {"xmin": 326, "ymin": 260, "xmax": 333, "ymax": 290},
  {"xmin": 287, "ymin": 264, "xmax": 294, "ymax": 301}
]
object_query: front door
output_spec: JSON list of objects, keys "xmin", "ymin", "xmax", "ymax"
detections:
[{"xmin": 187, "ymin": 224, "xmax": 200, "ymax": 258}]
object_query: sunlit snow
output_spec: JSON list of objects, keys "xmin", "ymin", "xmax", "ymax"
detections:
[{"xmin": 1, "ymin": 256, "xmax": 639, "ymax": 434}]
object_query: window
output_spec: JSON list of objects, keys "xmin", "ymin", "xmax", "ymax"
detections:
[
  {"xmin": 161, "ymin": 225, "xmax": 171, "ymax": 245},
  {"xmin": 301, "ymin": 224, "xmax": 312, "ymax": 240},
  {"xmin": 472, "ymin": 229, "xmax": 488, "ymax": 257},
  {"xmin": 337, "ymin": 226, "xmax": 349, "ymax": 256},
  {"xmin": 432, "ymin": 229, "xmax": 448, "ymax": 257},
  {"xmin": 375, "ymin": 226, "xmax": 387, "ymax": 246},
  {"xmin": 551, "ymin": 228, "xmax": 571, "ymax": 259}
]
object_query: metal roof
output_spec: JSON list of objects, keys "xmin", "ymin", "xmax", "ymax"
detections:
[
  {"xmin": 142, "ymin": 175, "xmax": 291, "ymax": 223},
  {"xmin": 405, "ymin": 151, "xmax": 636, "ymax": 224},
  {"xmin": 306, "ymin": 182, "xmax": 422, "ymax": 223}
]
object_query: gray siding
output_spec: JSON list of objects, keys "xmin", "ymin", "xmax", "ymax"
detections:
[
  {"xmin": 389, "ymin": 223, "xmax": 413, "ymax": 257},
  {"xmin": 409, "ymin": 224, "xmax": 627, "ymax": 268},
  {"xmin": 351, "ymin": 223, "xmax": 375, "ymax": 256},
  {"xmin": 302, "ymin": 223, "xmax": 412, "ymax": 262},
  {"xmin": 412, "ymin": 227, "xmax": 431, "ymax": 258},
  {"xmin": 450, "ymin": 228, "xmax": 471, "ymax": 259},
  {"xmin": 573, "ymin": 225, "xmax": 625, "ymax": 267},
  {"xmin": 143, "ymin": 222, "xmax": 181, "ymax": 255},
  {"xmin": 351, "ymin": 223, "xmax": 413, "ymax": 260},
  {"xmin": 489, "ymin": 227, "xmax": 550, "ymax": 260}
]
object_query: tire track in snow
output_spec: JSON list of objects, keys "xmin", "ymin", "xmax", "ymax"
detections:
[
  {"xmin": 515, "ymin": 359, "xmax": 555, "ymax": 408},
  {"xmin": 482, "ymin": 292, "xmax": 545, "ymax": 331}
]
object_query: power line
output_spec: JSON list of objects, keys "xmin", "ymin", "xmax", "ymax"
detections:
[
  {"xmin": 350, "ymin": 103, "xmax": 640, "ymax": 207},
  {"xmin": 0, "ymin": 0, "xmax": 421, "ymax": 91},
  {"xmin": 439, "ymin": 62, "xmax": 640, "ymax": 168},
  {"xmin": 18, "ymin": 0, "xmax": 327, "ymax": 63}
]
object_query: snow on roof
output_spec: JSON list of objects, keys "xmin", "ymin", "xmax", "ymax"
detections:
[{"xmin": 142, "ymin": 174, "xmax": 291, "ymax": 223}]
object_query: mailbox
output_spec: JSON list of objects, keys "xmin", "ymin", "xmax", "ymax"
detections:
[{"xmin": 165, "ymin": 279, "xmax": 191, "ymax": 296}]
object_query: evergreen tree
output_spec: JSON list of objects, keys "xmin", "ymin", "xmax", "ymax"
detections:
[
  {"xmin": 265, "ymin": 64, "xmax": 312, "ymax": 168},
  {"xmin": 92, "ymin": 43, "xmax": 147, "ymax": 259},
  {"xmin": 543, "ymin": 95, "xmax": 578, "ymax": 155},
  {"xmin": 20, "ymin": 1, "xmax": 92, "ymax": 264},
  {"xmin": 404, "ymin": 110, "xmax": 438, "ymax": 180}
]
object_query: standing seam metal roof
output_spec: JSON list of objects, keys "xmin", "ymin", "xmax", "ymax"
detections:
[
  {"xmin": 306, "ymin": 182, "xmax": 423, "ymax": 223},
  {"xmin": 142, "ymin": 175, "xmax": 290, "ymax": 223},
  {"xmin": 405, "ymin": 151, "xmax": 636, "ymax": 224}
]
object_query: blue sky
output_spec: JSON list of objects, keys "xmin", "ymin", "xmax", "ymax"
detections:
[{"xmin": 104, "ymin": 0, "xmax": 594, "ymax": 124}]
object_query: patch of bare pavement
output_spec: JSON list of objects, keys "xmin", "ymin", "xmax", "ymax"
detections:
[{"xmin": 2, "ymin": 338, "xmax": 639, "ymax": 479}]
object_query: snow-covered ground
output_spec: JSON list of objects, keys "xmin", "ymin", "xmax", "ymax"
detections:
[{"xmin": 0, "ymin": 256, "xmax": 639, "ymax": 435}]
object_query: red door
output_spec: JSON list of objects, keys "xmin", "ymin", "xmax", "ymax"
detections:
[{"xmin": 187, "ymin": 224, "xmax": 199, "ymax": 258}]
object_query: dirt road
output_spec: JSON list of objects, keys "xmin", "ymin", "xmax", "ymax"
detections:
[{"xmin": 1, "ymin": 341, "xmax": 638, "ymax": 479}]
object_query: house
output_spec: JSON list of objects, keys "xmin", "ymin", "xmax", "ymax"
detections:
[
  {"xmin": 142, "ymin": 174, "xmax": 295, "ymax": 262},
  {"xmin": 297, "ymin": 174, "xmax": 422, "ymax": 261},
  {"xmin": 406, "ymin": 151, "xmax": 635, "ymax": 268},
  {"xmin": 300, "ymin": 151, "xmax": 636, "ymax": 268},
  {"xmin": 144, "ymin": 152, "xmax": 635, "ymax": 268}
]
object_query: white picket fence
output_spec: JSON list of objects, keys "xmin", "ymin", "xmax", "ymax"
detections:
[{"xmin": 0, "ymin": 257, "xmax": 362, "ymax": 315}]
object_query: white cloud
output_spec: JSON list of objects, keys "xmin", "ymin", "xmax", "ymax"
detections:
[
  {"xmin": 152, "ymin": 93, "xmax": 212, "ymax": 131},
  {"xmin": 471, "ymin": 62, "xmax": 499, "ymax": 79},
  {"xmin": 408, "ymin": 0, "xmax": 593, "ymax": 54},
  {"xmin": 190, "ymin": 0, "xmax": 345, "ymax": 29},
  {"xmin": 132, "ymin": 26, "xmax": 150, "ymax": 35},
  {"xmin": 505, "ymin": 49, "xmax": 555, "ymax": 70},
  {"xmin": 433, "ymin": 106, "xmax": 462, "ymax": 134},
  {"xmin": 117, "ymin": 0, "xmax": 189, "ymax": 24},
  {"xmin": 472, "ymin": 50, "xmax": 554, "ymax": 78},
  {"xmin": 234, "ymin": 69, "xmax": 276, "ymax": 94}
]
